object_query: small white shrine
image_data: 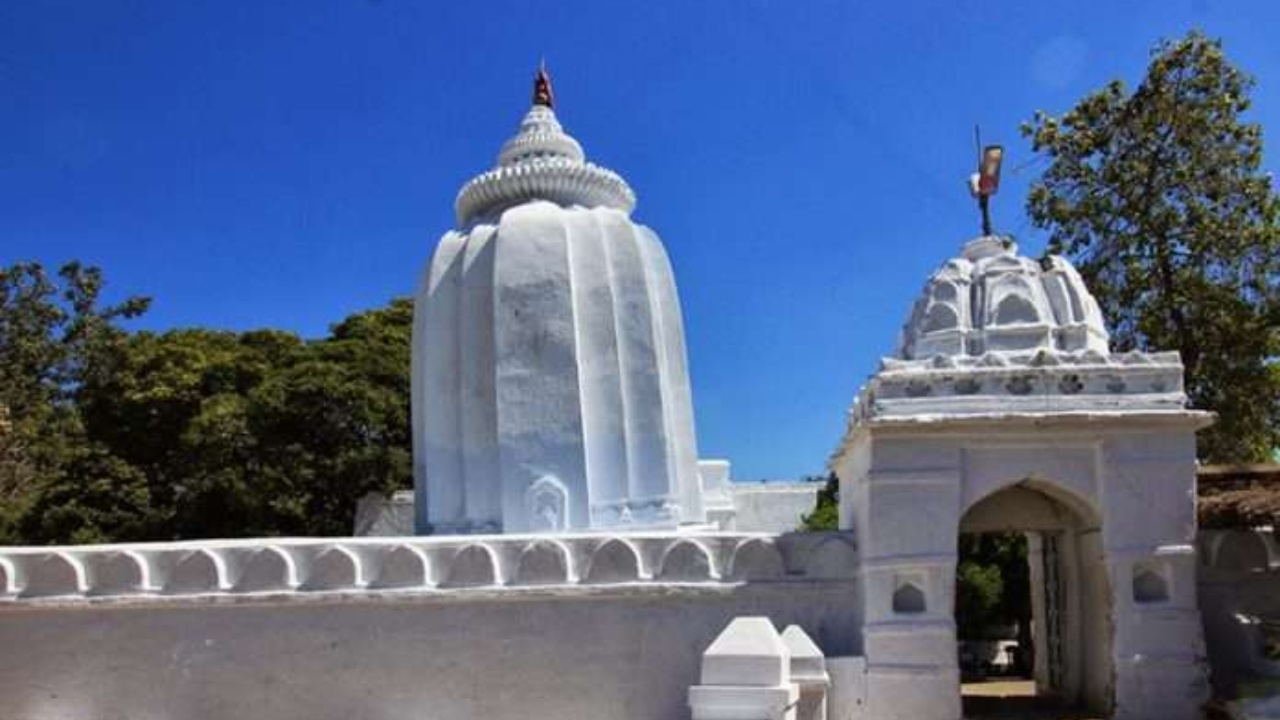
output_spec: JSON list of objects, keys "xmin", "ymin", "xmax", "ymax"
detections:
[
  {"xmin": 830, "ymin": 234, "xmax": 1212, "ymax": 720},
  {"xmin": 412, "ymin": 66, "xmax": 706, "ymax": 534}
]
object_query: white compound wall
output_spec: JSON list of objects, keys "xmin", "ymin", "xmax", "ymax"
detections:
[{"xmin": 0, "ymin": 531, "xmax": 860, "ymax": 720}]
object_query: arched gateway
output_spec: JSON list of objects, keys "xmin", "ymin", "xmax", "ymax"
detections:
[
  {"xmin": 830, "ymin": 235, "xmax": 1212, "ymax": 720},
  {"xmin": 958, "ymin": 479, "xmax": 1112, "ymax": 715}
]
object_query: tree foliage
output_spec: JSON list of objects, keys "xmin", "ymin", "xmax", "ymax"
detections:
[
  {"xmin": 955, "ymin": 534, "xmax": 1030, "ymax": 642},
  {"xmin": 1023, "ymin": 31, "xmax": 1279, "ymax": 462},
  {"xmin": 0, "ymin": 262, "xmax": 150, "ymax": 542},
  {"xmin": 800, "ymin": 472, "xmax": 839, "ymax": 531},
  {"xmin": 0, "ymin": 261, "xmax": 413, "ymax": 544}
]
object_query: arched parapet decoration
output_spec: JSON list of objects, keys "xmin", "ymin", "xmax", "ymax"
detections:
[
  {"xmin": 1210, "ymin": 530, "xmax": 1272, "ymax": 573},
  {"xmin": 17, "ymin": 552, "xmax": 84, "ymax": 598},
  {"xmin": 803, "ymin": 535, "xmax": 859, "ymax": 580},
  {"xmin": 727, "ymin": 538, "xmax": 786, "ymax": 581},
  {"xmin": 441, "ymin": 543, "xmax": 498, "ymax": 588},
  {"xmin": 486, "ymin": 540, "xmax": 525, "ymax": 586},
  {"xmin": 628, "ymin": 537, "xmax": 670, "ymax": 580},
  {"xmin": 563, "ymin": 537, "xmax": 596, "ymax": 580},
  {"xmin": 583, "ymin": 538, "xmax": 642, "ymax": 584},
  {"xmin": 371, "ymin": 544, "xmax": 431, "ymax": 589},
  {"xmin": 231, "ymin": 546, "xmax": 298, "ymax": 593},
  {"xmin": 513, "ymin": 540, "xmax": 572, "ymax": 585},
  {"xmin": 699, "ymin": 536, "xmax": 739, "ymax": 579},
  {"xmin": 301, "ymin": 546, "xmax": 363, "ymax": 591},
  {"xmin": 657, "ymin": 539, "xmax": 715, "ymax": 581},
  {"xmin": 85, "ymin": 550, "xmax": 149, "ymax": 596},
  {"xmin": 163, "ymin": 548, "xmax": 225, "ymax": 594}
]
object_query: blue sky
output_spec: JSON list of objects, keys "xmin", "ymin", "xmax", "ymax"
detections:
[{"xmin": 3, "ymin": 1, "xmax": 1278, "ymax": 481}]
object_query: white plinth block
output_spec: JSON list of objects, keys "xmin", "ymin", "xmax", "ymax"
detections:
[
  {"xmin": 690, "ymin": 617, "xmax": 798, "ymax": 720},
  {"xmin": 782, "ymin": 625, "xmax": 829, "ymax": 720}
]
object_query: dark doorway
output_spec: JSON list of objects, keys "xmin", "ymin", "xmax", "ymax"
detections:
[
  {"xmin": 957, "ymin": 532, "xmax": 1041, "ymax": 717},
  {"xmin": 956, "ymin": 482, "xmax": 1114, "ymax": 719}
]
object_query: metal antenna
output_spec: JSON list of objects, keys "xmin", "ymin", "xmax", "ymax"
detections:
[{"xmin": 975, "ymin": 125, "xmax": 991, "ymax": 235}]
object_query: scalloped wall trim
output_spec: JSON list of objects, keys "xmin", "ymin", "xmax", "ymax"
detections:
[{"xmin": 0, "ymin": 532, "xmax": 858, "ymax": 603}]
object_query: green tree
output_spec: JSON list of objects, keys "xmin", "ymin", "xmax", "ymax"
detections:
[
  {"xmin": 0, "ymin": 262, "xmax": 149, "ymax": 543},
  {"xmin": 76, "ymin": 328, "xmax": 300, "ymax": 538},
  {"xmin": 19, "ymin": 444, "xmax": 157, "ymax": 544},
  {"xmin": 0, "ymin": 404, "xmax": 34, "ymax": 538},
  {"xmin": 1023, "ymin": 31, "xmax": 1280, "ymax": 462},
  {"xmin": 801, "ymin": 472, "xmax": 839, "ymax": 531},
  {"xmin": 955, "ymin": 534, "xmax": 1030, "ymax": 642},
  {"xmin": 246, "ymin": 299, "xmax": 413, "ymax": 536},
  {"xmin": 76, "ymin": 300, "xmax": 414, "ymax": 540}
]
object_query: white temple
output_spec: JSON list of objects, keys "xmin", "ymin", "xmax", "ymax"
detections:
[
  {"xmin": 412, "ymin": 67, "xmax": 706, "ymax": 534},
  {"xmin": 1, "ymin": 67, "xmax": 1266, "ymax": 720}
]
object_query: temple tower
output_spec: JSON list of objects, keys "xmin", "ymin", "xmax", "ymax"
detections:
[{"xmin": 412, "ymin": 67, "xmax": 707, "ymax": 534}]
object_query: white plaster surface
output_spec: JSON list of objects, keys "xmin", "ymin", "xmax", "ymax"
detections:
[
  {"xmin": 836, "ymin": 236, "xmax": 1191, "ymax": 430},
  {"xmin": 702, "ymin": 459, "xmax": 737, "ymax": 527},
  {"xmin": 729, "ymin": 483, "xmax": 821, "ymax": 533},
  {"xmin": 701, "ymin": 617, "xmax": 792, "ymax": 687},
  {"xmin": 353, "ymin": 490, "xmax": 414, "ymax": 536},
  {"xmin": 828, "ymin": 235, "xmax": 1213, "ymax": 720},
  {"xmin": 825, "ymin": 656, "xmax": 867, "ymax": 720},
  {"xmin": 832, "ymin": 419, "xmax": 1211, "ymax": 720},
  {"xmin": 896, "ymin": 235, "xmax": 1108, "ymax": 361},
  {"xmin": 0, "ymin": 584, "xmax": 853, "ymax": 720},
  {"xmin": 783, "ymin": 625, "xmax": 831, "ymax": 720},
  {"xmin": 354, "ymin": 481, "xmax": 822, "ymax": 536},
  {"xmin": 414, "ymin": 98, "xmax": 706, "ymax": 534},
  {"xmin": 690, "ymin": 617, "xmax": 799, "ymax": 720},
  {"xmin": 0, "ymin": 532, "xmax": 860, "ymax": 601},
  {"xmin": 782, "ymin": 625, "xmax": 827, "ymax": 683},
  {"xmin": 0, "ymin": 532, "xmax": 858, "ymax": 720}
]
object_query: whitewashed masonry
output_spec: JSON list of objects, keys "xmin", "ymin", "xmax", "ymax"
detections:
[
  {"xmin": 831, "ymin": 234, "xmax": 1212, "ymax": 720},
  {"xmin": 0, "ymin": 531, "xmax": 859, "ymax": 600},
  {"xmin": 413, "ymin": 69, "xmax": 707, "ymax": 534}
]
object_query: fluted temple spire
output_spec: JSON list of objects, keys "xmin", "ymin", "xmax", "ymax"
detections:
[{"xmin": 532, "ymin": 61, "xmax": 555, "ymax": 109}]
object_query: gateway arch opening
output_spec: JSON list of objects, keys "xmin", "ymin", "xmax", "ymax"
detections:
[{"xmin": 956, "ymin": 481, "xmax": 1114, "ymax": 719}]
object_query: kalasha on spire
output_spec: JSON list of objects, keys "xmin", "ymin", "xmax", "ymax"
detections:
[
  {"xmin": 454, "ymin": 63, "xmax": 635, "ymax": 224},
  {"xmin": 532, "ymin": 61, "xmax": 555, "ymax": 109}
]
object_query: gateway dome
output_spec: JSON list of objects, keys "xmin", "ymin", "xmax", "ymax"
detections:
[{"xmin": 896, "ymin": 235, "xmax": 1109, "ymax": 361}]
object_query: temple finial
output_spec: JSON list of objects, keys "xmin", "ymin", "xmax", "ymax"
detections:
[{"xmin": 532, "ymin": 60, "xmax": 555, "ymax": 109}]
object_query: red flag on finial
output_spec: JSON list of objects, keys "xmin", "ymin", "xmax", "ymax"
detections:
[{"xmin": 532, "ymin": 60, "xmax": 554, "ymax": 109}]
